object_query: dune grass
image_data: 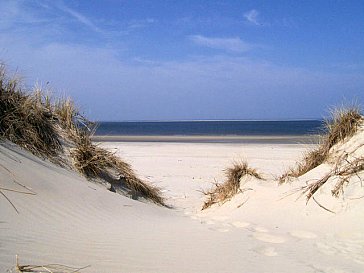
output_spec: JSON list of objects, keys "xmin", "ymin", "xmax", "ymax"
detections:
[
  {"xmin": 279, "ymin": 107, "xmax": 363, "ymax": 183},
  {"xmin": 202, "ymin": 161, "xmax": 262, "ymax": 210},
  {"xmin": 70, "ymin": 132, "xmax": 164, "ymax": 204},
  {"xmin": 0, "ymin": 64, "xmax": 164, "ymax": 205},
  {"xmin": 0, "ymin": 68, "xmax": 63, "ymax": 162}
]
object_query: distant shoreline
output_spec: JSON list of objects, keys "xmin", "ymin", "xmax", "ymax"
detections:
[
  {"xmin": 96, "ymin": 119, "xmax": 323, "ymax": 122},
  {"xmin": 91, "ymin": 134, "xmax": 320, "ymax": 144}
]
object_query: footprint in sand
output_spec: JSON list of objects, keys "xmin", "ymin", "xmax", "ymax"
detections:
[
  {"xmin": 199, "ymin": 219, "xmax": 215, "ymax": 225},
  {"xmin": 254, "ymin": 246, "xmax": 278, "ymax": 257},
  {"xmin": 254, "ymin": 226, "xmax": 269, "ymax": 233},
  {"xmin": 211, "ymin": 216, "xmax": 229, "ymax": 222},
  {"xmin": 216, "ymin": 228, "xmax": 230, "ymax": 233},
  {"xmin": 289, "ymin": 230, "xmax": 317, "ymax": 239},
  {"xmin": 311, "ymin": 266, "xmax": 348, "ymax": 273},
  {"xmin": 316, "ymin": 242, "xmax": 337, "ymax": 256},
  {"xmin": 204, "ymin": 220, "xmax": 216, "ymax": 225},
  {"xmin": 231, "ymin": 221, "xmax": 250, "ymax": 229},
  {"xmin": 208, "ymin": 226, "xmax": 230, "ymax": 233},
  {"xmin": 253, "ymin": 232, "xmax": 286, "ymax": 244},
  {"xmin": 317, "ymin": 238, "xmax": 364, "ymax": 265}
]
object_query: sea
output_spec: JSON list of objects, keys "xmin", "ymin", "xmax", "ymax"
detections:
[{"xmin": 94, "ymin": 120, "xmax": 323, "ymax": 141}]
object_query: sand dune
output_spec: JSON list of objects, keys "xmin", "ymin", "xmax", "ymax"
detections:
[{"xmin": 1, "ymin": 134, "xmax": 364, "ymax": 272}]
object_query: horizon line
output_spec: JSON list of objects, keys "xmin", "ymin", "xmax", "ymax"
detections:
[{"xmin": 95, "ymin": 118, "xmax": 323, "ymax": 123}]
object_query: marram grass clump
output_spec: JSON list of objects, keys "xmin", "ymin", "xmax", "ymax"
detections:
[
  {"xmin": 202, "ymin": 161, "xmax": 262, "ymax": 210},
  {"xmin": 323, "ymin": 107, "xmax": 363, "ymax": 151},
  {"xmin": 278, "ymin": 146, "xmax": 326, "ymax": 183},
  {"xmin": 0, "ymin": 69, "xmax": 62, "ymax": 162},
  {"xmin": 279, "ymin": 106, "xmax": 363, "ymax": 183},
  {"xmin": 0, "ymin": 64, "xmax": 164, "ymax": 205},
  {"xmin": 70, "ymin": 132, "xmax": 164, "ymax": 204}
]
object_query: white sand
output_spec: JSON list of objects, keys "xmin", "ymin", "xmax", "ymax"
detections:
[{"xmin": 1, "ymin": 138, "xmax": 364, "ymax": 272}]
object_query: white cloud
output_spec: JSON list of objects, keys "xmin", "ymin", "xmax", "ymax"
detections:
[
  {"xmin": 244, "ymin": 9, "xmax": 262, "ymax": 26},
  {"xmin": 190, "ymin": 35, "xmax": 252, "ymax": 53},
  {"xmin": 57, "ymin": 3, "xmax": 101, "ymax": 33}
]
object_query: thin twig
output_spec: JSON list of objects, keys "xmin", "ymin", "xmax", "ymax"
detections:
[
  {"xmin": 41, "ymin": 266, "xmax": 52, "ymax": 273},
  {"xmin": 0, "ymin": 190, "xmax": 19, "ymax": 213},
  {"xmin": 15, "ymin": 255, "xmax": 90, "ymax": 273},
  {"xmin": 0, "ymin": 187, "xmax": 36, "ymax": 195},
  {"xmin": 278, "ymin": 186, "xmax": 306, "ymax": 201},
  {"xmin": 348, "ymin": 195, "xmax": 364, "ymax": 200},
  {"xmin": 70, "ymin": 265, "xmax": 91, "ymax": 273},
  {"xmin": 237, "ymin": 197, "xmax": 250, "ymax": 208},
  {"xmin": 312, "ymin": 197, "xmax": 335, "ymax": 214},
  {"xmin": 11, "ymin": 180, "xmax": 36, "ymax": 194}
]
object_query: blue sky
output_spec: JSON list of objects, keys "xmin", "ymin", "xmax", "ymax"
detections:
[{"xmin": 0, "ymin": 0, "xmax": 363, "ymax": 121}]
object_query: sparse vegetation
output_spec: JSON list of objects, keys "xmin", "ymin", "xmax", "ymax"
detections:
[
  {"xmin": 279, "ymin": 107, "xmax": 363, "ymax": 183},
  {"xmin": 202, "ymin": 161, "xmax": 262, "ymax": 210},
  {"xmin": 0, "ymin": 63, "xmax": 164, "ymax": 205}
]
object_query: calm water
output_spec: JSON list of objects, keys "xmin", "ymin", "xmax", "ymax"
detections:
[{"xmin": 95, "ymin": 120, "xmax": 323, "ymax": 136}]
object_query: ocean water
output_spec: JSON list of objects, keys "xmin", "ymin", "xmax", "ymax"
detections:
[{"xmin": 94, "ymin": 120, "xmax": 323, "ymax": 136}]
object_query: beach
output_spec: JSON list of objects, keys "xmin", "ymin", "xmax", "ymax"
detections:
[
  {"xmin": 1, "ymin": 1, "xmax": 363, "ymax": 271},
  {"xmin": 2, "ymin": 137, "xmax": 364, "ymax": 272},
  {"xmin": 99, "ymin": 140, "xmax": 314, "ymax": 209}
]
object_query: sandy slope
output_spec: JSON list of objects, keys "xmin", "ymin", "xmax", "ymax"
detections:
[{"xmin": 1, "ymin": 139, "xmax": 364, "ymax": 273}]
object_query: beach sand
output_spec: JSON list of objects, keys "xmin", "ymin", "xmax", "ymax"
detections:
[
  {"xmin": 1, "ymin": 139, "xmax": 364, "ymax": 272},
  {"xmin": 91, "ymin": 134, "xmax": 320, "ymax": 144}
]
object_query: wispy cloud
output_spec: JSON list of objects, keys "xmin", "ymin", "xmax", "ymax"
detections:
[
  {"xmin": 244, "ymin": 9, "xmax": 263, "ymax": 26},
  {"xmin": 57, "ymin": 2, "xmax": 101, "ymax": 33},
  {"xmin": 0, "ymin": 0, "xmax": 52, "ymax": 29},
  {"xmin": 127, "ymin": 18, "xmax": 156, "ymax": 30},
  {"xmin": 190, "ymin": 35, "xmax": 252, "ymax": 53},
  {"xmin": 1, "ymin": 30, "xmax": 363, "ymax": 120}
]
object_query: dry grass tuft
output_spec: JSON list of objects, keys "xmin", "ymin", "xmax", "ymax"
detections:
[
  {"xmin": 323, "ymin": 107, "xmax": 363, "ymax": 151},
  {"xmin": 279, "ymin": 147, "xmax": 327, "ymax": 183},
  {"xmin": 53, "ymin": 97, "xmax": 95, "ymax": 143},
  {"xmin": 0, "ymin": 63, "xmax": 164, "ymax": 205},
  {"xmin": 0, "ymin": 66, "xmax": 63, "ymax": 162},
  {"xmin": 202, "ymin": 161, "xmax": 262, "ymax": 210},
  {"xmin": 303, "ymin": 156, "xmax": 364, "ymax": 203},
  {"xmin": 279, "ymin": 106, "xmax": 363, "ymax": 183},
  {"xmin": 71, "ymin": 134, "xmax": 107, "ymax": 177},
  {"xmin": 70, "ymin": 133, "xmax": 164, "ymax": 205}
]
